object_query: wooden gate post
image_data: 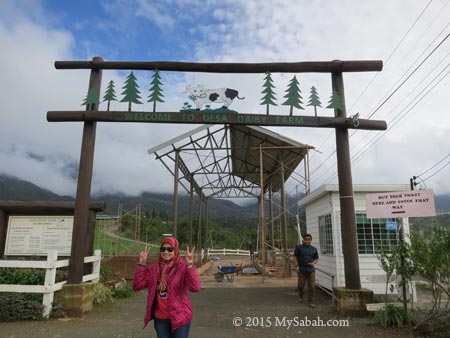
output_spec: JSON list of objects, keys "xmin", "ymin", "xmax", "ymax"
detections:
[
  {"xmin": 68, "ymin": 56, "xmax": 103, "ymax": 284},
  {"xmin": 332, "ymin": 72, "xmax": 361, "ymax": 290}
]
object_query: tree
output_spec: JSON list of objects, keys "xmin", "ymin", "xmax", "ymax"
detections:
[
  {"xmin": 147, "ymin": 69, "xmax": 165, "ymax": 112},
  {"xmin": 120, "ymin": 71, "xmax": 143, "ymax": 111},
  {"xmin": 281, "ymin": 76, "xmax": 304, "ymax": 116},
  {"xmin": 326, "ymin": 90, "xmax": 344, "ymax": 114},
  {"xmin": 82, "ymin": 88, "xmax": 99, "ymax": 111},
  {"xmin": 410, "ymin": 225, "xmax": 450, "ymax": 325},
  {"xmin": 260, "ymin": 71, "xmax": 277, "ymax": 115},
  {"xmin": 307, "ymin": 86, "xmax": 322, "ymax": 117},
  {"xmin": 103, "ymin": 80, "xmax": 117, "ymax": 111}
]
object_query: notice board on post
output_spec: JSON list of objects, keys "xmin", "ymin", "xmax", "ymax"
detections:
[
  {"xmin": 365, "ymin": 189, "xmax": 436, "ymax": 218},
  {"xmin": 5, "ymin": 215, "xmax": 74, "ymax": 256}
]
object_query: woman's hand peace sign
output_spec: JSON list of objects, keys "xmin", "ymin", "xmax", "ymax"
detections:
[
  {"xmin": 139, "ymin": 245, "xmax": 149, "ymax": 265},
  {"xmin": 185, "ymin": 246, "xmax": 195, "ymax": 266}
]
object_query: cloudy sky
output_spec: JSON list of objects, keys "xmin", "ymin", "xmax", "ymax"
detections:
[{"xmin": 1, "ymin": 0, "xmax": 450, "ymax": 199}]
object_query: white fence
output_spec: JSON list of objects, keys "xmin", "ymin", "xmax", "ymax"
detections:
[
  {"xmin": 0, "ymin": 249, "xmax": 101, "ymax": 317},
  {"xmin": 207, "ymin": 248, "xmax": 251, "ymax": 257}
]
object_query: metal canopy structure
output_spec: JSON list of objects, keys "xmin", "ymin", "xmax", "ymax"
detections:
[{"xmin": 148, "ymin": 124, "xmax": 314, "ymax": 201}]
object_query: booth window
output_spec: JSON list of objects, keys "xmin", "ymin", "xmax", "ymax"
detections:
[
  {"xmin": 318, "ymin": 214, "xmax": 334, "ymax": 255},
  {"xmin": 356, "ymin": 213, "xmax": 398, "ymax": 254}
]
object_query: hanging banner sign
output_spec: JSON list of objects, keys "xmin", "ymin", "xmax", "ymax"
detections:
[
  {"xmin": 365, "ymin": 189, "xmax": 436, "ymax": 218},
  {"xmin": 5, "ymin": 216, "xmax": 74, "ymax": 256}
]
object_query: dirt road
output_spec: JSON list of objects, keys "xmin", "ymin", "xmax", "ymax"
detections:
[{"xmin": 1, "ymin": 271, "xmax": 415, "ymax": 338}]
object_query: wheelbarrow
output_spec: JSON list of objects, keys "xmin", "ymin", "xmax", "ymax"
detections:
[{"xmin": 214, "ymin": 264, "xmax": 242, "ymax": 282}]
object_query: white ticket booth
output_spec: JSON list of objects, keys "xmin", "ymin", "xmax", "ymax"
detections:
[{"xmin": 298, "ymin": 184, "xmax": 414, "ymax": 297}]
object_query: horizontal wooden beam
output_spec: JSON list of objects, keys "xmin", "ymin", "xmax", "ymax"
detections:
[
  {"xmin": 47, "ymin": 111, "xmax": 387, "ymax": 130},
  {"xmin": 0, "ymin": 201, "xmax": 106, "ymax": 213},
  {"xmin": 55, "ymin": 59, "xmax": 383, "ymax": 73}
]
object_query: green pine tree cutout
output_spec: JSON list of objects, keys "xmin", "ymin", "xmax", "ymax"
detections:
[
  {"xmin": 147, "ymin": 69, "xmax": 165, "ymax": 112},
  {"xmin": 326, "ymin": 90, "xmax": 344, "ymax": 114},
  {"xmin": 82, "ymin": 88, "xmax": 99, "ymax": 111},
  {"xmin": 120, "ymin": 71, "xmax": 143, "ymax": 111},
  {"xmin": 281, "ymin": 76, "xmax": 304, "ymax": 116},
  {"xmin": 307, "ymin": 86, "xmax": 322, "ymax": 117},
  {"xmin": 103, "ymin": 80, "xmax": 117, "ymax": 111},
  {"xmin": 260, "ymin": 71, "xmax": 277, "ymax": 115}
]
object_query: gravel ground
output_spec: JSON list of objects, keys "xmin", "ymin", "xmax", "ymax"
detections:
[{"xmin": 1, "ymin": 274, "xmax": 417, "ymax": 338}]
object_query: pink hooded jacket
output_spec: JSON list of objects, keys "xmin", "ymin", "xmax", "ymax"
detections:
[{"xmin": 133, "ymin": 242, "xmax": 201, "ymax": 331}]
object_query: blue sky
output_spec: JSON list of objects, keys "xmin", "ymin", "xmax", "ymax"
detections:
[{"xmin": 1, "ymin": 0, "xmax": 450, "ymax": 198}]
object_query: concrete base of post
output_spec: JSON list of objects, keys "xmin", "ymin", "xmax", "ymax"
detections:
[
  {"xmin": 333, "ymin": 287, "xmax": 374, "ymax": 316},
  {"xmin": 62, "ymin": 283, "xmax": 95, "ymax": 317}
]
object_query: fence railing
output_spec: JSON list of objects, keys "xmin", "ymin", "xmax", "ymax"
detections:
[
  {"xmin": 0, "ymin": 249, "xmax": 102, "ymax": 317},
  {"xmin": 207, "ymin": 248, "xmax": 251, "ymax": 257},
  {"xmin": 315, "ymin": 266, "xmax": 335, "ymax": 301}
]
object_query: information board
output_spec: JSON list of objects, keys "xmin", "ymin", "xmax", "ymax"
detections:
[
  {"xmin": 365, "ymin": 189, "xmax": 436, "ymax": 218},
  {"xmin": 5, "ymin": 216, "xmax": 74, "ymax": 256}
]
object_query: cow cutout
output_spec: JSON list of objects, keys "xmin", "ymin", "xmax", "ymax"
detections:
[{"xmin": 185, "ymin": 85, "xmax": 244, "ymax": 110}]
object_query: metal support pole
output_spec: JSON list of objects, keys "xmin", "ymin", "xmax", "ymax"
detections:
[
  {"xmin": 68, "ymin": 56, "xmax": 103, "ymax": 284},
  {"xmin": 304, "ymin": 152, "xmax": 311, "ymax": 194},
  {"xmin": 189, "ymin": 182, "xmax": 194, "ymax": 248},
  {"xmin": 172, "ymin": 150, "xmax": 179, "ymax": 238},
  {"xmin": 280, "ymin": 156, "xmax": 291, "ymax": 277},
  {"xmin": 205, "ymin": 198, "xmax": 209, "ymax": 249},
  {"xmin": 259, "ymin": 145, "xmax": 266, "ymax": 263},
  {"xmin": 196, "ymin": 192, "xmax": 203, "ymax": 263},
  {"xmin": 332, "ymin": 72, "xmax": 361, "ymax": 290},
  {"xmin": 269, "ymin": 189, "xmax": 275, "ymax": 248}
]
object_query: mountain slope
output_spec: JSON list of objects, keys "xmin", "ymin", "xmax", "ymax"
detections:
[{"xmin": 0, "ymin": 174, "xmax": 72, "ymax": 201}]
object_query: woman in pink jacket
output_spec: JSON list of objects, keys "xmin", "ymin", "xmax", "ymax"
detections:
[{"xmin": 133, "ymin": 237, "xmax": 201, "ymax": 338}]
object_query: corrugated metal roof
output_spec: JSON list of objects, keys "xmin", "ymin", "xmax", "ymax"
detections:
[{"xmin": 148, "ymin": 124, "xmax": 313, "ymax": 199}]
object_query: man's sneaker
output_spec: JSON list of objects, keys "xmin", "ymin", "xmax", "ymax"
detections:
[{"xmin": 309, "ymin": 303, "xmax": 316, "ymax": 308}]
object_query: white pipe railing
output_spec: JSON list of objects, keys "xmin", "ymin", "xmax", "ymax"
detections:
[
  {"xmin": 207, "ymin": 248, "xmax": 251, "ymax": 257},
  {"xmin": 0, "ymin": 249, "xmax": 102, "ymax": 317}
]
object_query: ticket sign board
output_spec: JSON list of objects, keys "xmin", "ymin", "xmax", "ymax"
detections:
[
  {"xmin": 5, "ymin": 216, "xmax": 74, "ymax": 256},
  {"xmin": 366, "ymin": 189, "xmax": 436, "ymax": 218}
]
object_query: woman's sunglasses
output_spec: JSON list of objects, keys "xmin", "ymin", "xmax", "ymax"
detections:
[{"xmin": 160, "ymin": 246, "xmax": 174, "ymax": 253}]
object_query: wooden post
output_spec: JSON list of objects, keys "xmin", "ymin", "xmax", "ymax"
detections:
[
  {"xmin": 84, "ymin": 210, "xmax": 96, "ymax": 275},
  {"xmin": 0, "ymin": 210, "xmax": 7, "ymax": 257},
  {"xmin": 332, "ymin": 72, "xmax": 361, "ymax": 290},
  {"xmin": 68, "ymin": 56, "xmax": 103, "ymax": 284},
  {"xmin": 172, "ymin": 150, "xmax": 179, "ymax": 238}
]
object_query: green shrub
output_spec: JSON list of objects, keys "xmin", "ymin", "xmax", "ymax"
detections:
[
  {"xmin": 49, "ymin": 292, "xmax": 66, "ymax": 319},
  {"xmin": 113, "ymin": 282, "xmax": 134, "ymax": 299},
  {"xmin": 0, "ymin": 293, "xmax": 44, "ymax": 321},
  {"xmin": 372, "ymin": 304, "xmax": 416, "ymax": 328},
  {"xmin": 93, "ymin": 283, "xmax": 114, "ymax": 304},
  {"xmin": 100, "ymin": 264, "xmax": 112, "ymax": 283},
  {"xmin": 0, "ymin": 267, "xmax": 66, "ymax": 285}
]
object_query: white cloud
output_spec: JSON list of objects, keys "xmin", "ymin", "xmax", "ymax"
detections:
[
  {"xmin": 135, "ymin": 0, "xmax": 176, "ymax": 32},
  {"xmin": 1, "ymin": 0, "xmax": 450, "ymax": 199}
]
